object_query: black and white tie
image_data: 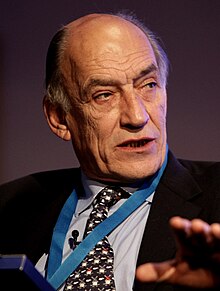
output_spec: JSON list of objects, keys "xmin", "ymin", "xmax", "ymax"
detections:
[{"xmin": 64, "ymin": 186, "xmax": 129, "ymax": 290}]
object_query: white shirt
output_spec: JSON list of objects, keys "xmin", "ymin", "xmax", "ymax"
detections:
[{"xmin": 36, "ymin": 172, "xmax": 154, "ymax": 290}]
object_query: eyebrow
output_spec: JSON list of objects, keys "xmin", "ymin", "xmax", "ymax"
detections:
[
  {"xmin": 82, "ymin": 63, "xmax": 158, "ymax": 94},
  {"xmin": 81, "ymin": 78, "xmax": 120, "ymax": 97},
  {"xmin": 133, "ymin": 63, "xmax": 158, "ymax": 82},
  {"xmin": 85, "ymin": 79, "xmax": 118, "ymax": 88}
]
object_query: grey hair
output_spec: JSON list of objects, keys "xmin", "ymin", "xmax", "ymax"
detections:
[
  {"xmin": 44, "ymin": 26, "xmax": 71, "ymax": 112},
  {"xmin": 44, "ymin": 12, "xmax": 169, "ymax": 113}
]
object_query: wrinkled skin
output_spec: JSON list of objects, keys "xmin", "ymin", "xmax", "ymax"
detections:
[
  {"xmin": 44, "ymin": 14, "xmax": 220, "ymax": 289},
  {"xmin": 45, "ymin": 14, "xmax": 167, "ymax": 183}
]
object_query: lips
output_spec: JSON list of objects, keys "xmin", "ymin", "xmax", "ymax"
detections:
[{"xmin": 118, "ymin": 138, "xmax": 153, "ymax": 148}]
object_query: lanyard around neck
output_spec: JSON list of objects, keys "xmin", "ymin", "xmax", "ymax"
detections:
[{"xmin": 47, "ymin": 146, "xmax": 168, "ymax": 289}]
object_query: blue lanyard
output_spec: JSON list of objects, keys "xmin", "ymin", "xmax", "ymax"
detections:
[{"xmin": 47, "ymin": 146, "xmax": 168, "ymax": 289}]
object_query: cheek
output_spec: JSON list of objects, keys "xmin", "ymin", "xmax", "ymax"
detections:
[
  {"xmin": 89, "ymin": 105, "xmax": 118, "ymax": 134},
  {"xmin": 76, "ymin": 108, "xmax": 109, "ymax": 151},
  {"xmin": 159, "ymin": 103, "xmax": 167, "ymax": 124},
  {"xmin": 67, "ymin": 106, "xmax": 95, "ymax": 145},
  {"xmin": 152, "ymin": 92, "xmax": 167, "ymax": 126},
  {"xmin": 81, "ymin": 117, "xmax": 98, "ymax": 145},
  {"xmin": 148, "ymin": 101, "xmax": 167, "ymax": 128}
]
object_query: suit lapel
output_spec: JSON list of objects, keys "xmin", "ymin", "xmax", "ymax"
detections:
[
  {"xmin": 25, "ymin": 168, "xmax": 82, "ymax": 264},
  {"xmin": 134, "ymin": 151, "xmax": 203, "ymax": 291}
]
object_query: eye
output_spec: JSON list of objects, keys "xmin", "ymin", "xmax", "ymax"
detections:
[
  {"xmin": 143, "ymin": 81, "xmax": 157, "ymax": 89},
  {"xmin": 93, "ymin": 92, "xmax": 112, "ymax": 101}
]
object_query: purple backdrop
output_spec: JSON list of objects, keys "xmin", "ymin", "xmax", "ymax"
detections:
[{"xmin": 1, "ymin": 0, "xmax": 220, "ymax": 184}]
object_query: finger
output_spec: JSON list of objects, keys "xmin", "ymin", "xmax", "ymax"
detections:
[
  {"xmin": 169, "ymin": 216, "xmax": 191, "ymax": 231},
  {"xmin": 191, "ymin": 219, "xmax": 211, "ymax": 238},
  {"xmin": 190, "ymin": 219, "xmax": 213, "ymax": 247},
  {"xmin": 189, "ymin": 220, "xmax": 220, "ymax": 253},
  {"xmin": 205, "ymin": 223, "xmax": 220, "ymax": 259},
  {"xmin": 136, "ymin": 261, "xmax": 219, "ymax": 288},
  {"xmin": 170, "ymin": 217, "xmax": 212, "ymax": 250},
  {"xmin": 169, "ymin": 217, "xmax": 194, "ymax": 257},
  {"xmin": 211, "ymin": 223, "xmax": 220, "ymax": 239},
  {"xmin": 136, "ymin": 260, "xmax": 176, "ymax": 282},
  {"xmin": 169, "ymin": 216, "xmax": 192, "ymax": 241},
  {"xmin": 170, "ymin": 217, "xmax": 220, "ymax": 266},
  {"xmin": 136, "ymin": 263, "xmax": 159, "ymax": 282}
]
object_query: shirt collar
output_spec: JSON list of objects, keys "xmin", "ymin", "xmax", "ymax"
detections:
[{"xmin": 75, "ymin": 170, "xmax": 153, "ymax": 216}]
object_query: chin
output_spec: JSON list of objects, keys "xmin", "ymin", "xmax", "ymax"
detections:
[
  {"xmin": 116, "ymin": 161, "xmax": 162, "ymax": 182},
  {"xmin": 110, "ymin": 168, "xmax": 157, "ymax": 183}
]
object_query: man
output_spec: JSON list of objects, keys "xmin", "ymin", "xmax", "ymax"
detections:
[{"xmin": 1, "ymin": 12, "xmax": 220, "ymax": 291}]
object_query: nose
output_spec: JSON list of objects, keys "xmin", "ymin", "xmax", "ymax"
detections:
[{"xmin": 120, "ymin": 89, "xmax": 149, "ymax": 130}]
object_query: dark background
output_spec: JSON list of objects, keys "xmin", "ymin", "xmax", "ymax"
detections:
[{"xmin": 1, "ymin": 0, "xmax": 220, "ymax": 184}]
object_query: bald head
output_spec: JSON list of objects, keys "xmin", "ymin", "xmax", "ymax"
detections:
[
  {"xmin": 44, "ymin": 12, "xmax": 168, "ymax": 182},
  {"xmin": 45, "ymin": 12, "xmax": 169, "ymax": 112},
  {"xmin": 64, "ymin": 14, "xmax": 152, "ymax": 62},
  {"xmin": 65, "ymin": 13, "xmax": 147, "ymax": 42}
]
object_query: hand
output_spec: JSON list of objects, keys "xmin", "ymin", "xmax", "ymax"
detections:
[{"xmin": 136, "ymin": 216, "xmax": 220, "ymax": 288}]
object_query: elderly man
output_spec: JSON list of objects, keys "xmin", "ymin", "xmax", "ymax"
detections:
[{"xmin": 1, "ymin": 12, "xmax": 220, "ymax": 291}]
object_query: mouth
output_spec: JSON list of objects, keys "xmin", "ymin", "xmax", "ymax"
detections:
[{"xmin": 118, "ymin": 138, "xmax": 154, "ymax": 148}]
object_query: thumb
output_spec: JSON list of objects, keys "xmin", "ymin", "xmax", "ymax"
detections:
[{"xmin": 136, "ymin": 260, "xmax": 176, "ymax": 282}]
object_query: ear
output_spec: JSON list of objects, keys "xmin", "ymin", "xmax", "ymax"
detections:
[{"xmin": 43, "ymin": 97, "xmax": 71, "ymax": 141}]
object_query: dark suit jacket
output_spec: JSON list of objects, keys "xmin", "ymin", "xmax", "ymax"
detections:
[{"xmin": 1, "ymin": 150, "xmax": 220, "ymax": 291}]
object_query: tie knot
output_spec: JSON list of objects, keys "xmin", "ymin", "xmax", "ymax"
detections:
[{"xmin": 94, "ymin": 186, "xmax": 130, "ymax": 209}]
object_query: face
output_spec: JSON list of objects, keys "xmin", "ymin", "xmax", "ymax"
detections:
[{"xmin": 62, "ymin": 15, "xmax": 167, "ymax": 183}]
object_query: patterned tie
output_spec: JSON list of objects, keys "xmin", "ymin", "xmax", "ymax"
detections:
[{"xmin": 64, "ymin": 186, "xmax": 129, "ymax": 291}]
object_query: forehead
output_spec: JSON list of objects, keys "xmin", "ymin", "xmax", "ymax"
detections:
[{"xmin": 63, "ymin": 15, "xmax": 157, "ymax": 81}]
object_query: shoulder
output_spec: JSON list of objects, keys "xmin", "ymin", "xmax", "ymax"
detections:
[
  {"xmin": 175, "ymin": 155, "xmax": 220, "ymax": 192},
  {"xmin": 0, "ymin": 168, "xmax": 81, "ymax": 207},
  {"xmin": 165, "ymin": 150, "xmax": 220, "ymax": 190},
  {"xmin": 167, "ymin": 150, "xmax": 220, "ymax": 177},
  {"xmin": 178, "ymin": 158, "xmax": 220, "ymax": 175}
]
